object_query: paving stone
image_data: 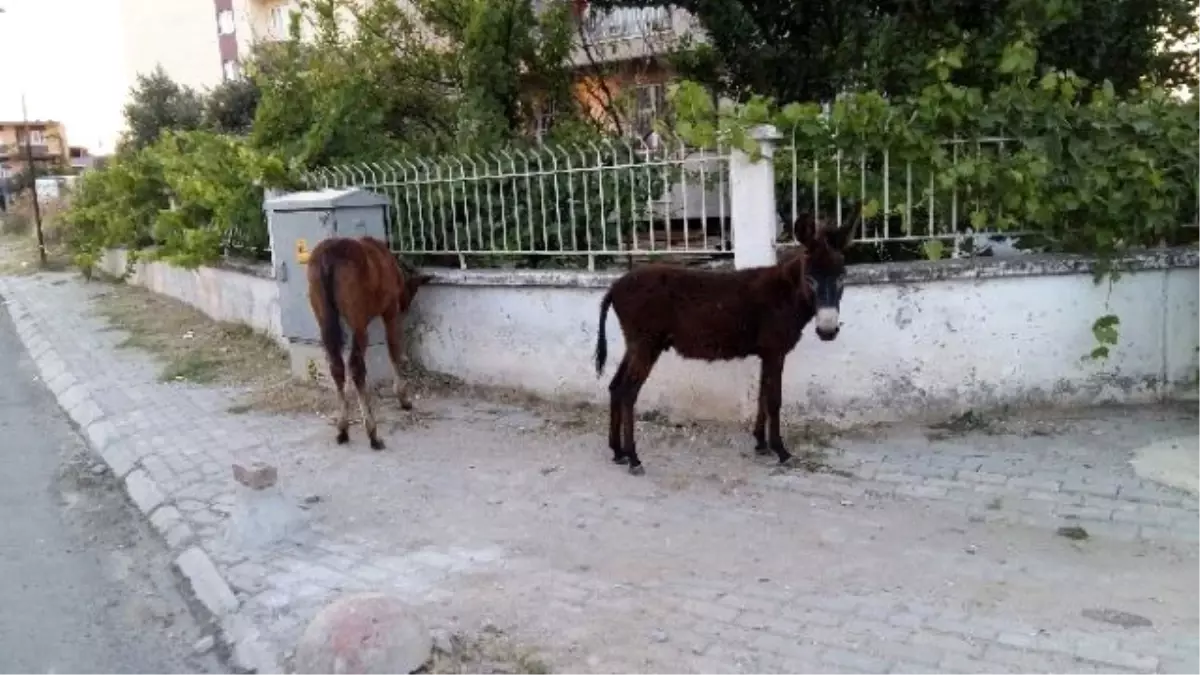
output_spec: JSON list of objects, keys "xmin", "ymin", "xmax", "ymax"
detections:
[{"xmin": 123, "ymin": 468, "xmax": 166, "ymax": 516}]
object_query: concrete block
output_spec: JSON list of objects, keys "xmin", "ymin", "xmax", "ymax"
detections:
[
  {"xmin": 175, "ymin": 546, "xmax": 240, "ymax": 617},
  {"xmin": 233, "ymin": 461, "xmax": 278, "ymax": 490}
]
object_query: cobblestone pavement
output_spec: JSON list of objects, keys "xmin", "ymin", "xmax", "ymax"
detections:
[{"xmin": 2, "ymin": 271, "xmax": 1197, "ymax": 674}]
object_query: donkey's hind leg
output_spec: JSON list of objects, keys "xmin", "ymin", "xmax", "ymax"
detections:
[
  {"xmin": 618, "ymin": 344, "xmax": 663, "ymax": 476},
  {"xmin": 762, "ymin": 353, "xmax": 792, "ymax": 465},
  {"xmin": 607, "ymin": 356, "xmax": 630, "ymax": 464},
  {"xmin": 349, "ymin": 327, "xmax": 384, "ymax": 450},
  {"xmin": 752, "ymin": 359, "xmax": 771, "ymax": 454}
]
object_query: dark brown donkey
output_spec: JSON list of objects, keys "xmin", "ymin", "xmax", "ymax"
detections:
[
  {"xmin": 307, "ymin": 236, "xmax": 432, "ymax": 449},
  {"xmin": 594, "ymin": 215, "xmax": 854, "ymax": 475}
]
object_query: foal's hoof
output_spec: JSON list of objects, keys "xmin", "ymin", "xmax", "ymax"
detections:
[
  {"xmin": 612, "ymin": 455, "xmax": 630, "ymax": 465},
  {"xmin": 628, "ymin": 464, "xmax": 646, "ymax": 476},
  {"xmin": 369, "ymin": 437, "xmax": 386, "ymax": 451},
  {"xmin": 778, "ymin": 453, "xmax": 801, "ymax": 468},
  {"xmin": 335, "ymin": 429, "xmax": 350, "ymax": 445}
]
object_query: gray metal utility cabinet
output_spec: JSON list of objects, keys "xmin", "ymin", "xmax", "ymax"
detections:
[{"xmin": 265, "ymin": 187, "xmax": 394, "ymax": 386}]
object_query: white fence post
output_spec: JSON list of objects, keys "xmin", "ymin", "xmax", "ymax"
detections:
[{"xmin": 730, "ymin": 124, "xmax": 782, "ymax": 269}]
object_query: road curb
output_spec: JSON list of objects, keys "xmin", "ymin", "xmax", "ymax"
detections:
[{"xmin": 0, "ymin": 277, "xmax": 282, "ymax": 674}]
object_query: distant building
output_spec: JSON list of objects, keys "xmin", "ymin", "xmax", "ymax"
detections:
[
  {"xmin": 0, "ymin": 120, "xmax": 70, "ymax": 178},
  {"xmin": 69, "ymin": 146, "xmax": 97, "ymax": 172}
]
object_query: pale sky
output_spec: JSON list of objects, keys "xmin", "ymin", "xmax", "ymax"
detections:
[{"xmin": 0, "ymin": 0, "xmax": 127, "ymax": 154}]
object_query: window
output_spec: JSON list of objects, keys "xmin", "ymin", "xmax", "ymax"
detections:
[
  {"xmin": 217, "ymin": 9, "xmax": 236, "ymax": 36},
  {"xmin": 268, "ymin": 4, "xmax": 288, "ymax": 38},
  {"xmin": 222, "ymin": 59, "xmax": 241, "ymax": 81},
  {"xmin": 25, "ymin": 130, "xmax": 46, "ymax": 146}
]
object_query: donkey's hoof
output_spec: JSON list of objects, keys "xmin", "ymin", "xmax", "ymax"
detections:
[
  {"xmin": 754, "ymin": 440, "xmax": 772, "ymax": 456},
  {"xmin": 612, "ymin": 455, "xmax": 630, "ymax": 465},
  {"xmin": 369, "ymin": 437, "xmax": 386, "ymax": 451},
  {"xmin": 778, "ymin": 453, "xmax": 800, "ymax": 468},
  {"xmin": 628, "ymin": 464, "xmax": 646, "ymax": 476},
  {"xmin": 335, "ymin": 430, "xmax": 350, "ymax": 445}
]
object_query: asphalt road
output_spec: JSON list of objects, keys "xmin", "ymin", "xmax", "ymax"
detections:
[{"xmin": 0, "ymin": 297, "xmax": 223, "ymax": 674}]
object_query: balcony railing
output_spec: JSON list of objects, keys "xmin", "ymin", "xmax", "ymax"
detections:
[{"xmin": 581, "ymin": 6, "xmax": 672, "ymax": 43}]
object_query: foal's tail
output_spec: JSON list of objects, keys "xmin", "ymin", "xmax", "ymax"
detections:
[
  {"xmin": 594, "ymin": 289, "xmax": 613, "ymax": 378},
  {"xmin": 317, "ymin": 256, "xmax": 343, "ymax": 359}
]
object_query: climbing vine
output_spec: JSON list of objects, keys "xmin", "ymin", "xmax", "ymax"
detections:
[{"xmin": 668, "ymin": 34, "xmax": 1199, "ymax": 361}]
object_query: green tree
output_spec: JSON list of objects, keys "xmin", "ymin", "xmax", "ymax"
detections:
[
  {"xmin": 249, "ymin": 0, "xmax": 459, "ymax": 167},
  {"xmin": 204, "ymin": 76, "xmax": 261, "ymax": 136},
  {"xmin": 590, "ymin": 0, "xmax": 1198, "ymax": 103},
  {"xmin": 120, "ymin": 66, "xmax": 205, "ymax": 151}
]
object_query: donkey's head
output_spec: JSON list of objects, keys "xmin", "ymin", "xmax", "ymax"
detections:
[
  {"xmin": 793, "ymin": 213, "xmax": 855, "ymax": 341},
  {"xmin": 394, "ymin": 253, "xmax": 434, "ymax": 312}
]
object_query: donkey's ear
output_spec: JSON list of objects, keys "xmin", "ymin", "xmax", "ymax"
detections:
[
  {"xmin": 829, "ymin": 218, "xmax": 857, "ymax": 251},
  {"xmin": 792, "ymin": 212, "xmax": 819, "ymax": 247}
]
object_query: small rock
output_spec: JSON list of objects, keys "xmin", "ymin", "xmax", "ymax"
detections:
[
  {"xmin": 1057, "ymin": 525, "xmax": 1089, "ymax": 541},
  {"xmin": 839, "ymin": 499, "xmax": 854, "ymax": 507},
  {"xmin": 193, "ymin": 635, "xmax": 215, "ymax": 654},
  {"xmin": 651, "ymin": 630, "xmax": 669, "ymax": 643},
  {"xmin": 965, "ymin": 544, "xmax": 978, "ymax": 555},
  {"xmin": 303, "ymin": 495, "xmax": 322, "ymax": 505},
  {"xmin": 90, "ymin": 464, "xmax": 109, "ymax": 476}
]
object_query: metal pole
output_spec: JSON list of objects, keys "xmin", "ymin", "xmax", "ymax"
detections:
[{"xmin": 21, "ymin": 94, "xmax": 47, "ymax": 267}]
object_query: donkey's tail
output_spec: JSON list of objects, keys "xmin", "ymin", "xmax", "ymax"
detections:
[
  {"xmin": 318, "ymin": 256, "xmax": 343, "ymax": 359},
  {"xmin": 594, "ymin": 289, "xmax": 614, "ymax": 378}
]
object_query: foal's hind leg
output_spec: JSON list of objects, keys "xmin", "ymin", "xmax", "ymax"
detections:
[
  {"xmin": 607, "ymin": 357, "xmax": 631, "ymax": 464},
  {"xmin": 382, "ymin": 309, "xmax": 413, "ymax": 410},
  {"xmin": 348, "ymin": 327, "xmax": 384, "ymax": 450},
  {"xmin": 327, "ymin": 347, "xmax": 351, "ymax": 444}
]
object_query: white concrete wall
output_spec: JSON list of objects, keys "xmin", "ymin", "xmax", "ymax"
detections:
[
  {"xmin": 99, "ymin": 250, "xmax": 283, "ymax": 346},
  {"xmin": 97, "ymin": 248, "xmax": 1200, "ymax": 427},
  {"xmin": 404, "ymin": 257, "xmax": 1200, "ymax": 427}
]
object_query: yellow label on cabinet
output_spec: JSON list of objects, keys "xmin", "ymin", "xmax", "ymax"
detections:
[{"xmin": 295, "ymin": 238, "xmax": 310, "ymax": 264}]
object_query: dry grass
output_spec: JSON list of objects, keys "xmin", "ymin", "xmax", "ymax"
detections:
[
  {"xmin": 90, "ymin": 279, "xmax": 441, "ymax": 420},
  {"xmin": 0, "ymin": 194, "xmax": 73, "ymax": 275},
  {"xmin": 93, "ymin": 281, "xmax": 299, "ymax": 395},
  {"xmin": 421, "ymin": 629, "xmax": 552, "ymax": 674},
  {"xmin": 0, "ymin": 232, "xmax": 71, "ymax": 275}
]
